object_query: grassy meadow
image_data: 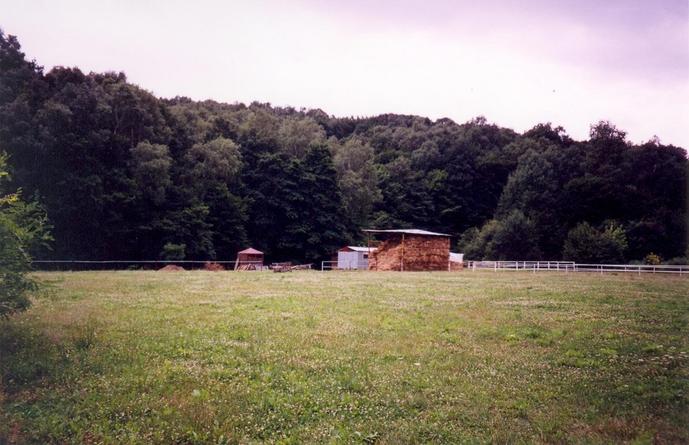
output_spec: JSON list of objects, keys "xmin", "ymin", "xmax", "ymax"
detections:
[{"xmin": 1, "ymin": 270, "xmax": 688, "ymax": 444}]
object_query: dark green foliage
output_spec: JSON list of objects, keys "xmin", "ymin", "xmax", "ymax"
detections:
[
  {"xmin": 563, "ymin": 222, "xmax": 628, "ymax": 263},
  {"xmin": 0, "ymin": 153, "xmax": 51, "ymax": 316},
  {"xmin": 245, "ymin": 146, "xmax": 350, "ymax": 262},
  {"xmin": 459, "ymin": 211, "xmax": 541, "ymax": 260},
  {"xmin": 160, "ymin": 242, "xmax": 185, "ymax": 261},
  {"xmin": 0, "ymin": 31, "xmax": 686, "ymax": 263}
]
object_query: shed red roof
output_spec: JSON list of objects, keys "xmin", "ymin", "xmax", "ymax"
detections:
[{"xmin": 238, "ymin": 247, "xmax": 263, "ymax": 255}]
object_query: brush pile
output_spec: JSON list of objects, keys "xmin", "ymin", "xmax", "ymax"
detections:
[
  {"xmin": 158, "ymin": 265, "xmax": 185, "ymax": 272},
  {"xmin": 203, "ymin": 262, "xmax": 224, "ymax": 271}
]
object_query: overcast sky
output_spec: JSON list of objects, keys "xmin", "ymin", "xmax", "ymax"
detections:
[{"xmin": 3, "ymin": 0, "xmax": 688, "ymax": 147}]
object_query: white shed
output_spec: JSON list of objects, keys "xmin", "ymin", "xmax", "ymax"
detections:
[
  {"xmin": 450, "ymin": 252, "xmax": 464, "ymax": 263},
  {"xmin": 337, "ymin": 246, "xmax": 376, "ymax": 270},
  {"xmin": 449, "ymin": 252, "xmax": 464, "ymax": 271}
]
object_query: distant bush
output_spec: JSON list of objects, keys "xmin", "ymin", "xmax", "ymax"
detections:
[
  {"xmin": 459, "ymin": 210, "xmax": 541, "ymax": 260},
  {"xmin": 160, "ymin": 242, "xmax": 186, "ymax": 261},
  {"xmin": 563, "ymin": 222, "xmax": 627, "ymax": 263}
]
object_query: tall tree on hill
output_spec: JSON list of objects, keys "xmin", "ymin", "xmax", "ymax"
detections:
[
  {"xmin": 28, "ymin": 69, "xmax": 172, "ymax": 259},
  {"xmin": 331, "ymin": 137, "xmax": 382, "ymax": 230},
  {"xmin": 496, "ymin": 147, "xmax": 569, "ymax": 258},
  {"xmin": 180, "ymin": 136, "xmax": 247, "ymax": 258},
  {"xmin": 278, "ymin": 116, "xmax": 326, "ymax": 158},
  {"xmin": 124, "ymin": 141, "xmax": 173, "ymax": 258},
  {"xmin": 622, "ymin": 140, "xmax": 688, "ymax": 259},
  {"xmin": 0, "ymin": 30, "xmax": 46, "ymax": 193},
  {"xmin": 245, "ymin": 146, "xmax": 350, "ymax": 262},
  {"xmin": 299, "ymin": 144, "xmax": 352, "ymax": 260}
]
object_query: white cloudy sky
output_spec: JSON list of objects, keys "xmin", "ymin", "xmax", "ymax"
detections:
[{"xmin": 2, "ymin": 0, "xmax": 688, "ymax": 147}]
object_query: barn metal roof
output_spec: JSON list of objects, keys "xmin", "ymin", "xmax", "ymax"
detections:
[
  {"xmin": 363, "ymin": 229, "xmax": 451, "ymax": 237},
  {"xmin": 340, "ymin": 246, "xmax": 378, "ymax": 252}
]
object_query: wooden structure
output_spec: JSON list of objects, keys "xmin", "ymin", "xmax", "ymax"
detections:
[
  {"xmin": 337, "ymin": 246, "xmax": 377, "ymax": 270},
  {"xmin": 234, "ymin": 247, "xmax": 264, "ymax": 270},
  {"xmin": 364, "ymin": 229, "xmax": 451, "ymax": 271}
]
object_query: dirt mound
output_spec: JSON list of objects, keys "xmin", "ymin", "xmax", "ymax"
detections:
[
  {"xmin": 204, "ymin": 262, "xmax": 224, "ymax": 271},
  {"xmin": 158, "ymin": 264, "xmax": 185, "ymax": 272}
]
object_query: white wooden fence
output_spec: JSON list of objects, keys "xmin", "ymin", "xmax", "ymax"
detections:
[
  {"xmin": 571, "ymin": 263, "xmax": 688, "ymax": 275},
  {"xmin": 466, "ymin": 261, "xmax": 575, "ymax": 271},
  {"xmin": 466, "ymin": 261, "xmax": 688, "ymax": 275}
]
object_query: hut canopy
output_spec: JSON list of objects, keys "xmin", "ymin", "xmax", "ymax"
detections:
[
  {"xmin": 238, "ymin": 247, "xmax": 263, "ymax": 255},
  {"xmin": 235, "ymin": 247, "xmax": 264, "ymax": 270}
]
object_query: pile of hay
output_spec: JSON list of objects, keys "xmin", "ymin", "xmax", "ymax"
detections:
[
  {"xmin": 158, "ymin": 265, "xmax": 185, "ymax": 272},
  {"xmin": 370, "ymin": 235, "xmax": 449, "ymax": 271},
  {"xmin": 450, "ymin": 261, "xmax": 464, "ymax": 271}
]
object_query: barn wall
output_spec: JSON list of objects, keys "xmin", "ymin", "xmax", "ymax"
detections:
[{"xmin": 369, "ymin": 235, "xmax": 450, "ymax": 271}]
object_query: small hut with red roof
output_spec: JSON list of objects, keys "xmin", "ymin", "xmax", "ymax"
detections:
[{"xmin": 234, "ymin": 247, "xmax": 265, "ymax": 270}]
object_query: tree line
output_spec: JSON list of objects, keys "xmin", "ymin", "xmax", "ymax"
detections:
[{"xmin": 1, "ymin": 30, "xmax": 687, "ymax": 266}]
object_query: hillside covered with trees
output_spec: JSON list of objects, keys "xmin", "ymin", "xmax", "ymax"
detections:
[{"xmin": 1, "ymin": 30, "xmax": 687, "ymax": 264}]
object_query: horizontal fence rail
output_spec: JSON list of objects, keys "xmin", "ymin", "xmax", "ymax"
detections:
[
  {"xmin": 467, "ymin": 261, "xmax": 575, "ymax": 271},
  {"xmin": 31, "ymin": 260, "xmax": 238, "ymax": 271},
  {"xmin": 321, "ymin": 261, "xmax": 337, "ymax": 271},
  {"xmin": 573, "ymin": 263, "xmax": 688, "ymax": 275},
  {"xmin": 466, "ymin": 261, "xmax": 687, "ymax": 275}
]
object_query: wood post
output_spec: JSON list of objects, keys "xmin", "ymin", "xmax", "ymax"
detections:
[{"xmin": 401, "ymin": 233, "xmax": 405, "ymax": 272}]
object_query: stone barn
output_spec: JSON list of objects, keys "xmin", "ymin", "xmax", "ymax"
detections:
[{"xmin": 364, "ymin": 229, "xmax": 451, "ymax": 271}]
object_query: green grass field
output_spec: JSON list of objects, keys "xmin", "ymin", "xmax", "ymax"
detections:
[{"xmin": 1, "ymin": 271, "xmax": 687, "ymax": 444}]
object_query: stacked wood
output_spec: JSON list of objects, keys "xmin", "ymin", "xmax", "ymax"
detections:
[
  {"xmin": 271, "ymin": 262, "xmax": 292, "ymax": 273},
  {"xmin": 369, "ymin": 234, "xmax": 450, "ymax": 271}
]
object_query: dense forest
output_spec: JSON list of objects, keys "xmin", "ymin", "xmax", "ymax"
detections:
[{"xmin": 1, "ymin": 30, "xmax": 687, "ymax": 264}]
